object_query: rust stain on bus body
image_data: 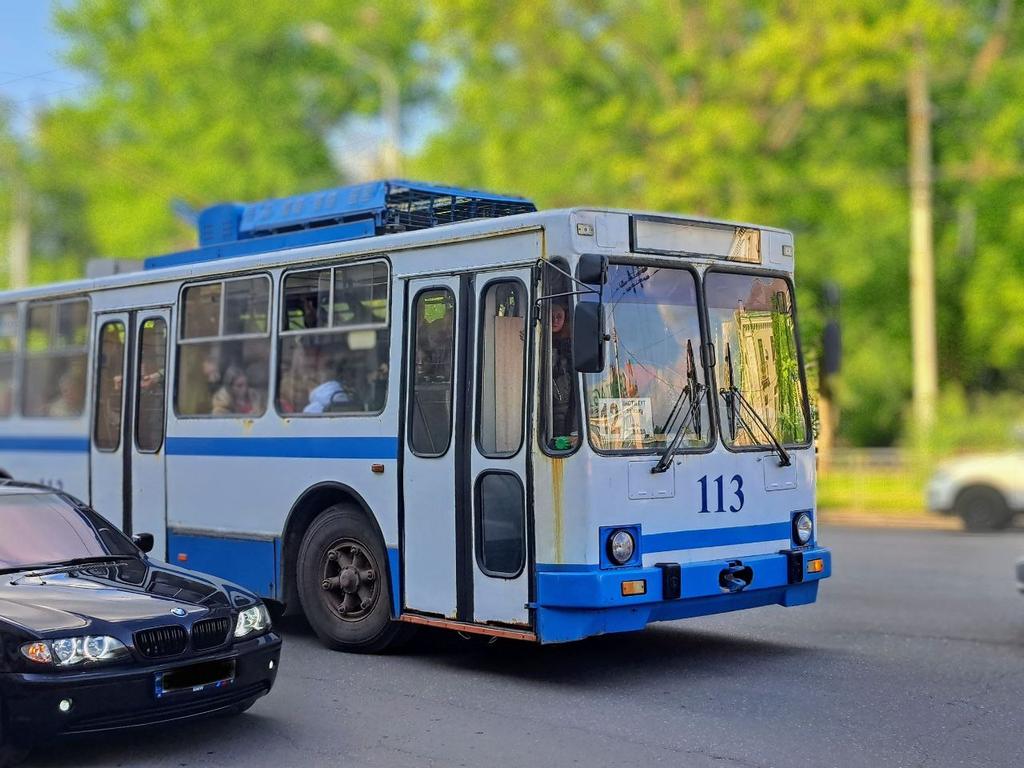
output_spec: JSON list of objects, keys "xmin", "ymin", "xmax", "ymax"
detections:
[{"xmin": 551, "ymin": 457, "xmax": 564, "ymax": 564}]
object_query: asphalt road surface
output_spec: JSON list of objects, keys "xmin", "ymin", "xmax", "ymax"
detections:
[{"xmin": 24, "ymin": 526, "xmax": 1024, "ymax": 768}]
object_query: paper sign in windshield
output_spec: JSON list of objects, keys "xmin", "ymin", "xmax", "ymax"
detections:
[{"xmin": 595, "ymin": 398, "xmax": 654, "ymax": 446}]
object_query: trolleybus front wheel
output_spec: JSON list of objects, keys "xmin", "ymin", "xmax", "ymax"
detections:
[{"xmin": 296, "ymin": 504, "xmax": 413, "ymax": 653}]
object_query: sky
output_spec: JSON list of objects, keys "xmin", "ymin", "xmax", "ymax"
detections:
[{"xmin": 0, "ymin": 2, "xmax": 86, "ymax": 134}]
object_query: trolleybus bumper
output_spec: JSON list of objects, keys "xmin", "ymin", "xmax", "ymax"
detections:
[{"xmin": 534, "ymin": 547, "xmax": 830, "ymax": 644}]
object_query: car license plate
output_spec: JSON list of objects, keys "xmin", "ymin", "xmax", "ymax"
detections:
[{"xmin": 156, "ymin": 659, "xmax": 236, "ymax": 698}]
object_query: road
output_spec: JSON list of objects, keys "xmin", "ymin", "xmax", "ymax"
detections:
[{"xmin": 25, "ymin": 526, "xmax": 1024, "ymax": 768}]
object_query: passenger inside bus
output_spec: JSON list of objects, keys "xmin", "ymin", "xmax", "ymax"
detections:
[
  {"xmin": 211, "ymin": 365, "xmax": 262, "ymax": 416},
  {"xmin": 48, "ymin": 370, "xmax": 86, "ymax": 418}
]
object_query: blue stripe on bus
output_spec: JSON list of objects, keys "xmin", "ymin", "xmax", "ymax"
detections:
[
  {"xmin": 0, "ymin": 436, "xmax": 90, "ymax": 453},
  {"xmin": 164, "ymin": 436, "xmax": 399, "ymax": 459},
  {"xmin": 642, "ymin": 521, "xmax": 792, "ymax": 554}
]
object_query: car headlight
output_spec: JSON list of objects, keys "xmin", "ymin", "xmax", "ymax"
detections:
[
  {"xmin": 793, "ymin": 512, "xmax": 814, "ymax": 545},
  {"xmin": 20, "ymin": 636, "xmax": 129, "ymax": 667},
  {"xmin": 607, "ymin": 529, "xmax": 636, "ymax": 565},
  {"xmin": 234, "ymin": 604, "xmax": 271, "ymax": 639}
]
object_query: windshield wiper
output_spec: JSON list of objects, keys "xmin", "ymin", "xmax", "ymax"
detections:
[
  {"xmin": 0, "ymin": 554, "xmax": 137, "ymax": 576},
  {"xmin": 720, "ymin": 342, "xmax": 791, "ymax": 467},
  {"xmin": 652, "ymin": 340, "xmax": 705, "ymax": 474}
]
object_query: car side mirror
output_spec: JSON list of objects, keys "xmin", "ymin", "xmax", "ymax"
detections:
[
  {"xmin": 132, "ymin": 532, "xmax": 154, "ymax": 553},
  {"xmin": 573, "ymin": 302, "xmax": 606, "ymax": 373},
  {"xmin": 576, "ymin": 253, "xmax": 608, "ymax": 286}
]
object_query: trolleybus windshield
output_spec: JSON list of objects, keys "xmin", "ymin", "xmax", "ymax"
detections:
[{"xmin": 583, "ymin": 265, "xmax": 710, "ymax": 453}]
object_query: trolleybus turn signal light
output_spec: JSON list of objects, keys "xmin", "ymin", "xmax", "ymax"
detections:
[
  {"xmin": 806, "ymin": 558, "xmax": 824, "ymax": 574},
  {"xmin": 621, "ymin": 580, "xmax": 647, "ymax": 596}
]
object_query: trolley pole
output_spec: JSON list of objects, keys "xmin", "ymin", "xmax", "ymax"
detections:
[{"xmin": 908, "ymin": 31, "xmax": 938, "ymax": 429}]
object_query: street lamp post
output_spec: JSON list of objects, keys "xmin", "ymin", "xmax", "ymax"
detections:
[{"xmin": 303, "ymin": 22, "xmax": 402, "ymax": 178}]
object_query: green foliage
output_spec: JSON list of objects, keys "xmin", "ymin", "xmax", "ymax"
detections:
[
  {"xmin": 34, "ymin": 0, "xmax": 432, "ymax": 259},
  {"xmin": 12, "ymin": 0, "xmax": 1024, "ymax": 448}
]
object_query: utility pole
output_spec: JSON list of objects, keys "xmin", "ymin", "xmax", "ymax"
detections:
[
  {"xmin": 303, "ymin": 22, "xmax": 402, "ymax": 178},
  {"xmin": 908, "ymin": 30, "xmax": 938, "ymax": 429},
  {"xmin": 7, "ymin": 176, "xmax": 30, "ymax": 289}
]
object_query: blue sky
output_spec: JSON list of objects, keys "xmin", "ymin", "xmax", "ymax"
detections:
[{"xmin": 0, "ymin": 3, "xmax": 86, "ymax": 133}]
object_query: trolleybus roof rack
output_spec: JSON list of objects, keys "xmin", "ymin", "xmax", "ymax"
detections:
[{"xmin": 144, "ymin": 179, "xmax": 536, "ymax": 270}]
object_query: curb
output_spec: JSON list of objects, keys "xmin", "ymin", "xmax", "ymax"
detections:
[{"xmin": 818, "ymin": 509, "xmax": 960, "ymax": 531}]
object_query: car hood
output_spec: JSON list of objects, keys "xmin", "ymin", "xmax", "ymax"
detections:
[{"xmin": 0, "ymin": 558, "xmax": 251, "ymax": 635}]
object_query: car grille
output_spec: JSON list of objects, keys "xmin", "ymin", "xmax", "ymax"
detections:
[
  {"xmin": 191, "ymin": 616, "xmax": 232, "ymax": 651},
  {"xmin": 134, "ymin": 625, "xmax": 188, "ymax": 658}
]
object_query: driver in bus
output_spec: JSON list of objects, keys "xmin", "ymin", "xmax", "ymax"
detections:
[{"xmin": 549, "ymin": 301, "xmax": 578, "ymax": 447}]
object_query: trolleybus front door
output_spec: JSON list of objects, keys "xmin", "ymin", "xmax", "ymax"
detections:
[
  {"xmin": 403, "ymin": 277, "xmax": 462, "ymax": 619},
  {"xmin": 89, "ymin": 309, "xmax": 171, "ymax": 559}
]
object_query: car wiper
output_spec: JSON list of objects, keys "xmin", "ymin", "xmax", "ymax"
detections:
[
  {"xmin": 720, "ymin": 342, "xmax": 791, "ymax": 467},
  {"xmin": 652, "ymin": 340, "xmax": 705, "ymax": 474},
  {"xmin": 0, "ymin": 555, "xmax": 137, "ymax": 576}
]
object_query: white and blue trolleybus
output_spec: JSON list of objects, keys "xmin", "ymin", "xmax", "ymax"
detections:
[{"xmin": 0, "ymin": 180, "xmax": 830, "ymax": 650}]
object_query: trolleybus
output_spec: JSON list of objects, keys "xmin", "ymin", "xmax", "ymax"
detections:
[{"xmin": 0, "ymin": 179, "xmax": 830, "ymax": 650}]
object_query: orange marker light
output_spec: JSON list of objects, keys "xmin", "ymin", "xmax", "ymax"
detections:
[
  {"xmin": 621, "ymin": 579, "xmax": 647, "ymax": 596},
  {"xmin": 177, "ymin": 553, "xmax": 188, "ymax": 562},
  {"xmin": 806, "ymin": 558, "xmax": 824, "ymax": 574}
]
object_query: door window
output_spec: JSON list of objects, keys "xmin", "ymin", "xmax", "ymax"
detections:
[
  {"xmin": 136, "ymin": 318, "xmax": 168, "ymax": 452},
  {"xmin": 0, "ymin": 306, "xmax": 16, "ymax": 417},
  {"xmin": 477, "ymin": 281, "xmax": 526, "ymax": 457},
  {"xmin": 475, "ymin": 472, "xmax": 526, "ymax": 577},
  {"xmin": 408, "ymin": 288, "xmax": 456, "ymax": 457},
  {"xmin": 94, "ymin": 321, "xmax": 126, "ymax": 451}
]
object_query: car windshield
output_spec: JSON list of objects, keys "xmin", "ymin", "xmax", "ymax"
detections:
[
  {"xmin": 704, "ymin": 271, "xmax": 809, "ymax": 447},
  {"xmin": 0, "ymin": 492, "xmax": 136, "ymax": 570},
  {"xmin": 583, "ymin": 265, "xmax": 711, "ymax": 452}
]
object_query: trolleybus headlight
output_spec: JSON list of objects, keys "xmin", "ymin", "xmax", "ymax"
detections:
[
  {"xmin": 793, "ymin": 513, "xmax": 813, "ymax": 545},
  {"xmin": 607, "ymin": 530, "xmax": 636, "ymax": 565}
]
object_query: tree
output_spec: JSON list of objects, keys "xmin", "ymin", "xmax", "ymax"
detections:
[{"xmin": 34, "ymin": 0, "xmax": 433, "ymax": 260}]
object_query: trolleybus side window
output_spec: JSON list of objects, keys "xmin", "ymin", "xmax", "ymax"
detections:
[
  {"xmin": 93, "ymin": 321, "xmax": 126, "ymax": 451},
  {"xmin": 408, "ymin": 288, "xmax": 455, "ymax": 457},
  {"xmin": 22, "ymin": 298, "xmax": 89, "ymax": 418},
  {"xmin": 136, "ymin": 317, "xmax": 168, "ymax": 452},
  {"xmin": 277, "ymin": 261, "xmax": 390, "ymax": 416},
  {"xmin": 0, "ymin": 305, "xmax": 16, "ymax": 417},
  {"xmin": 176, "ymin": 275, "xmax": 270, "ymax": 418},
  {"xmin": 540, "ymin": 259, "xmax": 580, "ymax": 453},
  {"xmin": 477, "ymin": 281, "xmax": 526, "ymax": 458}
]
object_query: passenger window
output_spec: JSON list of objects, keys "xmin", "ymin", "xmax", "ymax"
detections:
[
  {"xmin": 408, "ymin": 288, "xmax": 455, "ymax": 456},
  {"xmin": 136, "ymin": 318, "xmax": 168, "ymax": 452},
  {"xmin": 540, "ymin": 259, "xmax": 580, "ymax": 452},
  {"xmin": 176, "ymin": 276, "xmax": 270, "ymax": 417},
  {"xmin": 0, "ymin": 306, "xmax": 16, "ymax": 417},
  {"xmin": 475, "ymin": 472, "xmax": 526, "ymax": 577},
  {"xmin": 477, "ymin": 281, "xmax": 526, "ymax": 457},
  {"xmin": 277, "ymin": 261, "xmax": 390, "ymax": 416},
  {"xmin": 93, "ymin": 322, "xmax": 126, "ymax": 451},
  {"xmin": 23, "ymin": 298, "xmax": 89, "ymax": 418}
]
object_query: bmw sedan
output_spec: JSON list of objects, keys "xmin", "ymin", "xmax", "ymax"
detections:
[{"xmin": 0, "ymin": 482, "xmax": 281, "ymax": 759}]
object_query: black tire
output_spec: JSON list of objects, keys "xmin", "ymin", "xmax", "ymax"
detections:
[
  {"xmin": 955, "ymin": 486, "xmax": 1013, "ymax": 532},
  {"xmin": 296, "ymin": 504, "xmax": 414, "ymax": 653}
]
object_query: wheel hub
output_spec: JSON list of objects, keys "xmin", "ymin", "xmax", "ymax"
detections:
[{"xmin": 319, "ymin": 539, "xmax": 380, "ymax": 621}]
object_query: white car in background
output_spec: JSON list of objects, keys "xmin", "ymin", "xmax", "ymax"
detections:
[{"xmin": 927, "ymin": 452, "xmax": 1024, "ymax": 531}]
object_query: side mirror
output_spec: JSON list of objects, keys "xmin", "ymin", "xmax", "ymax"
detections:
[
  {"xmin": 822, "ymin": 319, "xmax": 841, "ymax": 377},
  {"xmin": 573, "ymin": 302, "xmax": 606, "ymax": 373},
  {"xmin": 576, "ymin": 253, "xmax": 608, "ymax": 286},
  {"xmin": 132, "ymin": 532, "xmax": 154, "ymax": 553}
]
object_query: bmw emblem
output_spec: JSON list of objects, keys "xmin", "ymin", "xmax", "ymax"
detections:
[{"xmin": 170, "ymin": 607, "xmax": 187, "ymax": 617}]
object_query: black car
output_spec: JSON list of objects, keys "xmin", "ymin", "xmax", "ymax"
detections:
[{"xmin": 0, "ymin": 482, "xmax": 281, "ymax": 760}]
